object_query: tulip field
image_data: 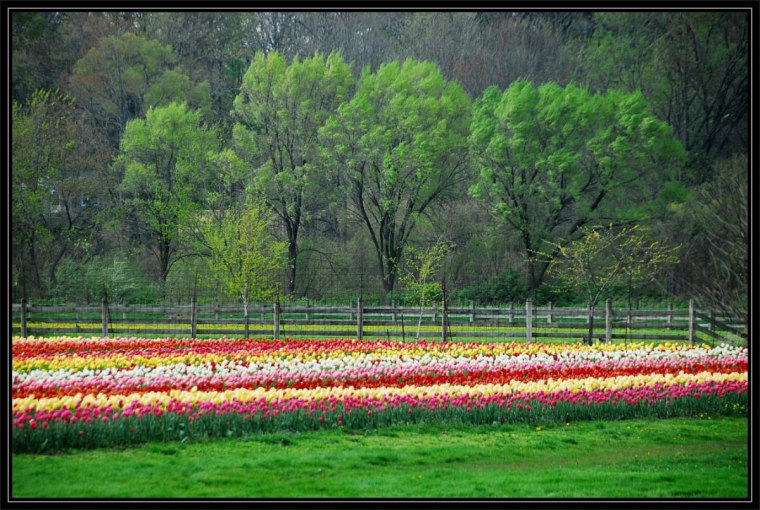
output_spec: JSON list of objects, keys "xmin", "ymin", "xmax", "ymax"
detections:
[{"xmin": 12, "ymin": 335, "xmax": 748, "ymax": 455}]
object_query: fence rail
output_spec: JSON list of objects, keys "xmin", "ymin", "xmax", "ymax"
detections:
[{"xmin": 11, "ymin": 298, "xmax": 747, "ymax": 345}]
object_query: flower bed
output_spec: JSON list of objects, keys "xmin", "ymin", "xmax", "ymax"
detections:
[{"xmin": 12, "ymin": 336, "xmax": 747, "ymax": 453}]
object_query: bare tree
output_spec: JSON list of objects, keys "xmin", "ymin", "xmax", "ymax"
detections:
[{"xmin": 671, "ymin": 154, "xmax": 748, "ymax": 324}]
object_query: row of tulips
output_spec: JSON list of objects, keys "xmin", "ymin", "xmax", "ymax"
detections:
[{"xmin": 12, "ymin": 336, "xmax": 747, "ymax": 453}]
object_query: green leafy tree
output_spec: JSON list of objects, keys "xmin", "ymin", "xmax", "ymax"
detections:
[
  {"xmin": 201, "ymin": 201, "xmax": 287, "ymax": 333},
  {"xmin": 470, "ymin": 81, "xmax": 686, "ymax": 292},
  {"xmin": 232, "ymin": 50, "xmax": 354, "ymax": 297},
  {"xmin": 321, "ymin": 58, "xmax": 471, "ymax": 295},
  {"xmin": 114, "ymin": 102, "xmax": 219, "ymax": 285},
  {"xmin": 400, "ymin": 239, "xmax": 455, "ymax": 340}
]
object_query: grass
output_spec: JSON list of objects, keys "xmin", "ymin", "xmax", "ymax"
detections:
[
  {"xmin": 12, "ymin": 416, "xmax": 748, "ymax": 499},
  {"xmin": 12, "ymin": 321, "xmax": 743, "ymax": 346}
]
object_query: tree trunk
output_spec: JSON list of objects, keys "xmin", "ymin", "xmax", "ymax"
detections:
[
  {"xmin": 158, "ymin": 232, "xmax": 172, "ymax": 285},
  {"xmin": 382, "ymin": 265, "xmax": 398, "ymax": 294},
  {"xmin": 242, "ymin": 292, "xmax": 249, "ymax": 339},
  {"xmin": 284, "ymin": 209, "xmax": 300, "ymax": 297},
  {"xmin": 533, "ymin": 259, "xmax": 552, "ymax": 292},
  {"xmin": 28, "ymin": 239, "xmax": 43, "ymax": 296},
  {"xmin": 380, "ymin": 248, "xmax": 400, "ymax": 295},
  {"xmin": 287, "ymin": 240, "xmax": 298, "ymax": 296},
  {"xmin": 416, "ymin": 294, "xmax": 425, "ymax": 341}
]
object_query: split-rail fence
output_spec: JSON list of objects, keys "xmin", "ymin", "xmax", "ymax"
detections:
[{"xmin": 11, "ymin": 299, "xmax": 746, "ymax": 346}]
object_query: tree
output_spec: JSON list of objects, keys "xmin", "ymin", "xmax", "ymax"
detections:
[
  {"xmin": 608, "ymin": 225, "xmax": 680, "ymax": 341},
  {"xmin": 540, "ymin": 224, "xmax": 680, "ymax": 343},
  {"xmin": 469, "ymin": 81, "xmax": 686, "ymax": 292},
  {"xmin": 12, "ymin": 12, "xmax": 72, "ymax": 104},
  {"xmin": 67, "ymin": 32, "xmax": 211, "ymax": 149},
  {"xmin": 672, "ymin": 154, "xmax": 748, "ymax": 325},
  {"xmin": 231, "ymin": 50, "xmax": 354, "ymax": 297},
  {"xmin": 294, "ymin": 12, "xmax": 410, "ymax": 73},
  {"xmin": 321, "ymin": 58, "xmax": 471, "ymax": 295},
  {"xmin": 574, "ymin": 12, "xmax": 748, "ymax": 181},
  {"xmin": 12, "ymin": 89, "xmax": 106, "ymax": 299},
  {"xmin": 201, "ymin": 200, "xmax": 287, "ymax": 335},
  {"xmin": 114, "ymin": 102, "xmax": 219, "ymax": 285},
  {"xmin": 539, "ymin": 226, "xmax": 628, "ymax": 344},
  {"xmin": 141, "ymin": 12, "xmax": 253, "ymax": 134},
  {"xmin": 399, "ymin": 239, "xmax": 455, "ymax": 340},
  {"xmin": 431, "ymin": 12, "xmax": 578, "ymax": 97}
]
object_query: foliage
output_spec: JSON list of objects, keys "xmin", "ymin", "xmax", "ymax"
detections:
[
  {"xmin": 673, "ymin": 154, "xmax": 748, "ymax": 323},
  {"xmin": 12, "ymin": 89, "xmax": 105, "ymax": 299},
  {"xmin": 114, "ymin": 102, "xmax": 219, "ymax": 283},
  {"xmin": 140, "ymin": 12, "xmax": 254, "ymax": 132},
  {"xmin": 538, "ymin": 226, "xmax": 626, "ymax": 310},
  {"xmin": 538, "ymin": 224, "xmax": 681, "ymax": 342},
  {"xmin": 399, "ymin": 240, "xmax": 454, "ymax": 305},
  {"xmin": 452, "ymin": 270, "xmax": 529, "ymax": 306},
  {"xmin": 68, "ymin": 32, "xmax": 211, "ymax": 148},
  {"xmin": 399, "ymin": 239, "xmax": 454, "ymax": 339},
  {"xmin": 469, "ymin": 81, "xmax": 687, "ymax": 291},
  {"xmin": 575, "ymin": 12, "xmax": 748, "ymax": 176},
  {"xmin": 10, "ymin": 13, "xmax": 748, "ymax": 309},
  {"xmin": 231, "ymin": 50, "xmax": 354, "ymax": 296},
  {"xmin": 320, "ymin": 58, "xmax": 471, "ymax": 294},
  {"xmin": 50, "ymin": 256, "xmax": 159, "ymax": 304},
  {"xmin": 608, "ymin": 225, "xmax": 680, "ymax": 310},
  {"xmin": 200, "ymin": 201, "xmax": 287, "ymax": 314}
]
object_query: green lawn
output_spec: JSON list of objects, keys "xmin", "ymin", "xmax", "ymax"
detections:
[{"xmin": 12, "ymin": 416, "xmax": 748, "ymax": 499}]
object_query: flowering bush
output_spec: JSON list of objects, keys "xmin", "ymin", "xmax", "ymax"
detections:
[{"xmin": 12, "ymin": 336, "xmax": 747, "ymax": 452}]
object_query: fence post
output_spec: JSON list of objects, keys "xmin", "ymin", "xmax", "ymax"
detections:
[
  {"xmin": 709, "ymin": 310, "xmax": 715, "ymax": 332},
  {"xmin": 605, "ymin": 299, "xmax": 612, "ymax": 343},
  {"xmin": 547, "ymin": 301, "xmax": 553, "ymax": 324},
  {"xmin": 273, "ymin": 300, "xmax": 280, "ymax": 340},
  {"xmin": 441, "ymin": 279, "xmax": 449, "ymax": 343},
  {"xmin": 101, "ymin": 297, "xmax": 109, "ymax": 337},
  {"xmin": 215, "ymin": 302, "xmax": 220, "ymax": 320},
  {"xmin": 20, "ymin": 299, "xmax": 27, "ymax": 338},
  {"xmin": 392, "ymin": 301, "xmax": 397, "ymax": 322},
  {"xmin": 525, "ymin": 298, "xmax": 533, "ymax": 344},
  {"xmin": 190, "ymin": 297, "xmax": 197, "ymax": 338},
  {"xmin": 667, "ymin": 303, "xmax": 673, "ymax": 325},
  {"xmin": 510, "ymin": 302, "xmax": 515, "ymax": 324},
  {"xmin": 357, "ymin": 297, "xmax": 364, "ymax": 341},
  {"xmin": 688, "ymin": 299, "xmax": 695, "ymax": 345},
  {"xmin": 469, "ymin": 300, "xmax": 475, "ymax": 323},
  {"xmin": 305, "ymin": 299, "xmax": 310, "ymax": 321}
]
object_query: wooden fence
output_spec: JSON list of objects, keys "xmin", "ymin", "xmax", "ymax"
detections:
[{"xmin": 11, "ymin": 298, "xmax": 747, "ymax": 345}]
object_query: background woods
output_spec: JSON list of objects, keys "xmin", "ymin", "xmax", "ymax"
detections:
[{"xmin": 10, "ymin": 10, "xmax": 749, "ymax": 326}]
